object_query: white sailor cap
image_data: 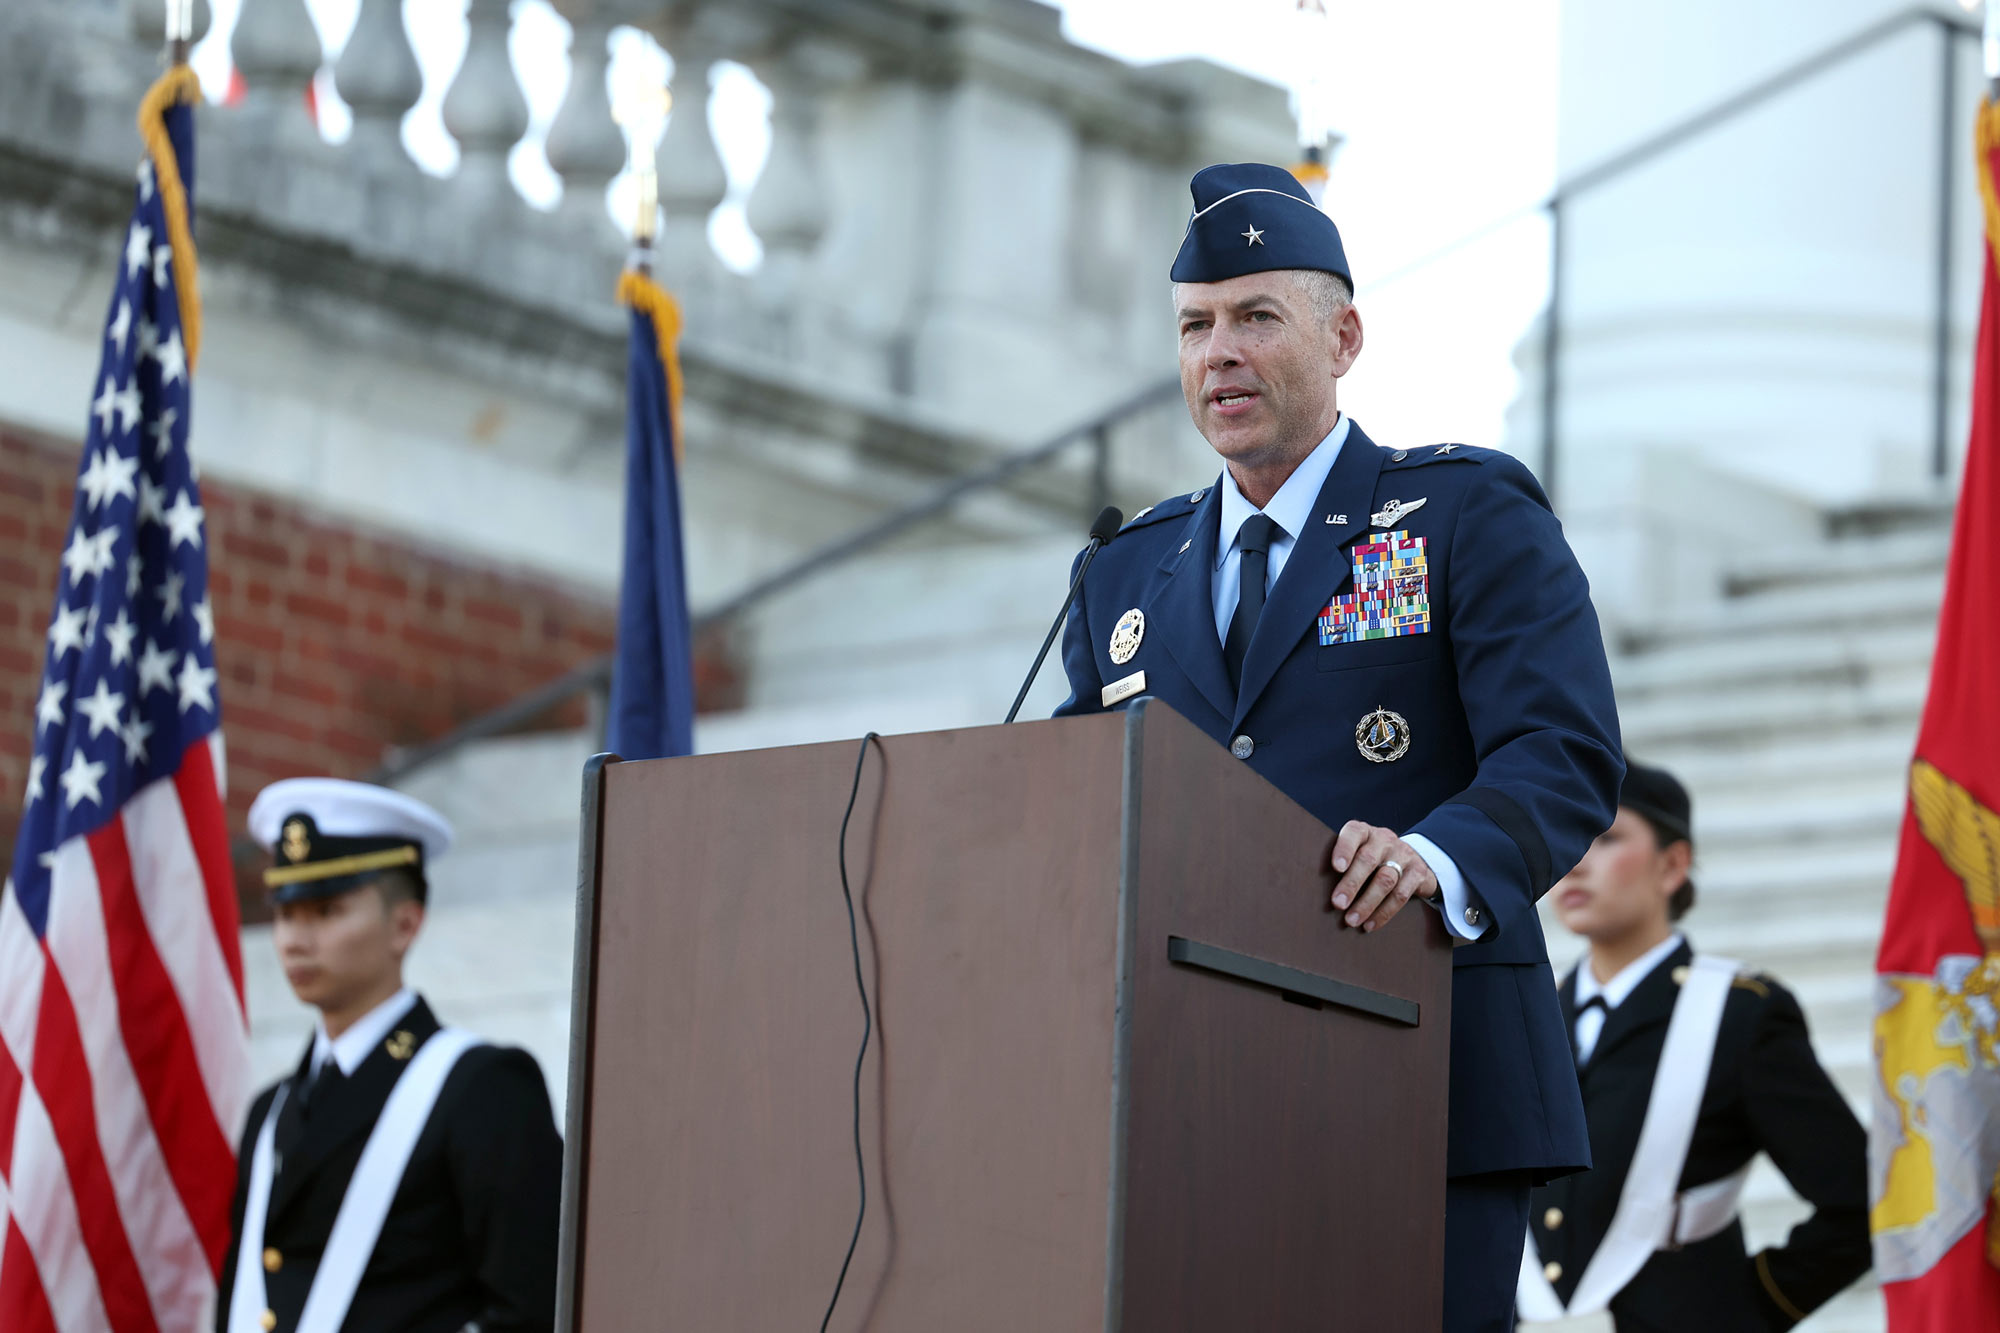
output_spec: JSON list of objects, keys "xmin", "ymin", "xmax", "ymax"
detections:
[{"xmin": 247, "ymin": 777, "xmax": 454, "ymax": 904}]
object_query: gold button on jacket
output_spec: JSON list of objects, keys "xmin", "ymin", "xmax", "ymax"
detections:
[
  {"xmin": 259, "ymin": 1310, "xmax": 278, "ymax": 1332},
  {"xmin": 262, "ymin": 1248, "xmax": 282, "ymax": 1273},
  {"xmin": 1543, "ymin": 1207, "xmax": 1563, "ymax": 1231},
  {"xmin": 1543, "ymin": 1261, "xmax": 1562, "ymax": 1282}
]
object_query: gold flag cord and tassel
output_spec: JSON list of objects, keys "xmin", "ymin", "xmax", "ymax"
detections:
[{"xmin": 136, "ymin": 62, "xmax": 203, "ymax": 375}]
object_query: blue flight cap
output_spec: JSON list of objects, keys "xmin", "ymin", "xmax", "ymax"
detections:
[{"xmin": 1169, "ymin": 162, "xmax": 1352, "ymax": 289}]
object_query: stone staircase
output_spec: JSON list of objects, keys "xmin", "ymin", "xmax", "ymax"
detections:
[{"xmin": 1542, "ymin": 500, "xmax": 1952, "ymax": 1331}]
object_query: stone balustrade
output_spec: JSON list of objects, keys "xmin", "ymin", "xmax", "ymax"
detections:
[{"xmin": 5, "ymin": 0, "xmax": 1290, "ymax": 438}]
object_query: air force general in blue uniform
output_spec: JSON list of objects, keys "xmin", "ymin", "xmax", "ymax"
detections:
[{"xmin": 1055, "ymin": 163, "xmax": 1625, "ymax": 1332}]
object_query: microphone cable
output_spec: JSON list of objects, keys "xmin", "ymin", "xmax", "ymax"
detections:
[{"xmin": 819, "ymin": 731, "xmax": 880, "ymax": 1333}]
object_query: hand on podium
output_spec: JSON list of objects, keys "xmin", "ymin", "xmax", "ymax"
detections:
[{"xmin": 1329, "ymin": 820, "xmax": 1438, "ymax": 932}]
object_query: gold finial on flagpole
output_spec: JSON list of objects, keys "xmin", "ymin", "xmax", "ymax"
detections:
[
  {"xmin": 164, "ymin": 0, "xmax": 195, "ymax": 65},
  {"xmin": 613, "ymin": 70, "xmax": 672, "ymax": 267}
]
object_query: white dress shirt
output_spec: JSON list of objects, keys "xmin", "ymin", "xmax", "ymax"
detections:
[
  {"xmin": 1572, "ymin": 933, "xmax": 1685, "ymax": 1064},
  {"xmin": 1211, "ymin": 416, "xmax": 1489, "ymax": 942},
  {"xmin": 309, "ymin": 986, "xmax": 418, "ymax": 1079}
]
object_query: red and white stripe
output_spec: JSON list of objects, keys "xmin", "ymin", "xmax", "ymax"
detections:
[{"xmin": 1, "ymin": 751, "xmax": 247, "ymax": 1333}]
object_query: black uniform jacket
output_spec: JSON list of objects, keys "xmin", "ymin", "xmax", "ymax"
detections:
[
  {"xmin": 1528, "ymin": 940, "xmax": 1872, "ymax": 1331},
  {"xmin": 216, "ymin": 998, "xmax": 563, "ymax": 1333}
]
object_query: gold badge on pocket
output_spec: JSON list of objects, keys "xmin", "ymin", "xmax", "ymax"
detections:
[{"xmin": 1109, "ymin": 608, "xmax": 1145, "ymax": 665}]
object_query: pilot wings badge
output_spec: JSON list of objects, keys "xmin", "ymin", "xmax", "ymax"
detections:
[{"xmin": 1369, "ymin": 497, "xmax": 1427, "ymax": 529}]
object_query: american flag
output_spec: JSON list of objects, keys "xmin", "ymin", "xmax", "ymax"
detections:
[{"xmin": 0, "ymin": 72, "xmax": 248, "ymax": 1332}]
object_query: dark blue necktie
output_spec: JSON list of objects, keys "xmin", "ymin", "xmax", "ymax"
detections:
[{"xmin": 1225, "ymin": 513, "xmax": 1283, "ymax": 691}]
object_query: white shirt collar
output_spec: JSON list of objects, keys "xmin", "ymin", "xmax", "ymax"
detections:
[
  {"xmin": 310, "ymin": 986, "xmax": 417, "ymax": 1078},
  {"xmin": 1214, "ymin": 414, "xmax": 1350, "ymax": 568},
  {"xmin": 1574, "ymin": 933, "xmax": 1684, "ymax": 1012}
]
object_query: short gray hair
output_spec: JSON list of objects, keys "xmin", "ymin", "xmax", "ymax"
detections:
[{"xmin": 1172, "ymin": 268, "xmax": 1353, "ymax": 324}]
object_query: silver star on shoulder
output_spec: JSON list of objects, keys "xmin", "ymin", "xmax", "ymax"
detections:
[
  {"xmin": 1435, "ymin": 444, "xmax": 1459, "ymax": 455},
  {"xmin": 59, "ymin": 748, "xmax": 108, "ymax": 810},
  {"xmin": 1242, "ymin": 224, "xmax": 1265, "ymax": 246}
]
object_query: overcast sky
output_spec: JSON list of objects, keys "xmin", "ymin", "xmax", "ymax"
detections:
[{"xmin": 193, "ymin": 0, "xmax": 1560, "ymax": 452}]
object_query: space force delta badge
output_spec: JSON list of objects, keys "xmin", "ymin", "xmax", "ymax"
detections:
[{"xmin": 1318, "ymin": 530, "xmax": 1430, "ymax": 645}]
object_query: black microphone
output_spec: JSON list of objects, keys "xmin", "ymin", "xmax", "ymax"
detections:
[{"xmin": 1004, "ymin": 506, "xmax": 1123, "ymax": 724}]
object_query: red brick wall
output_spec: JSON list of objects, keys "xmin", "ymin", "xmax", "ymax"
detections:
[{"xmin": 0, "ymin": 426, "xmax": 729, "ymax": 912}]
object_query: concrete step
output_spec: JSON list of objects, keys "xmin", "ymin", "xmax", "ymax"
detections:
[
  {"xmin": 1722, "ymin": 528, "xmax": 1948, "ymax": 596},
  {"xmin": 1618, "ymin": 672, "xmax": 1925, "ymax": 750},
  {"xmin": 1694, "ymin": 785, "xmax": 1904, "ymax": 853},
  {"xmin": 1612, "ymin": 623, "xmax": 1932, "ymax": 700},
  {"xmin": 1636, "ymin": 726, "xmax": 1916, "ymax": 800},
  {"xmin": 1632, "ymin": 571, "xmax": 1941, "ymax": 648}
]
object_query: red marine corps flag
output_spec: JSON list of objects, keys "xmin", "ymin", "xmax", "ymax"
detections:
[{"xmin": 1868, "ymin": 94, "xmax": 2000, "ymax": 1329}]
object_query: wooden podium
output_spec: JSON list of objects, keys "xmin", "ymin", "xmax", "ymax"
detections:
[{"xmin": 556, "ymin": 700, "xmax": 1451, "ymax": 1331}]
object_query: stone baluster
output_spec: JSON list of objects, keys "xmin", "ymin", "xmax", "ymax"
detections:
[
  {"xmin": 649, "ymin": 17, "xmax": 735, "ymax": 296},
  {"xmin": 334, "ymin": 0, "xmax": 422, "ymax": 177},
  {"xmin": 442, "ymin": 0, "xmax": 531, "ymax": 208},
  {"xmin": 544, "ymin": 15, "xmax": 625, "ymax": 234},
  {"xmin": 745, "ymin": 37, "xmax": 865, "ymax": 305},
  {"xmin": 230, "ymin": 0, "xmax": 324, "ymax": 155}
]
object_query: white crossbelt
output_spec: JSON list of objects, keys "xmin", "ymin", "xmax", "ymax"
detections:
[
  {"xmin": 1516, "ymin": 955, "xmax": 1745, "ymax": 1323},
  {"xmin": 229, "ymin": 1029, "xmax": 483, "ymax": 1333}
]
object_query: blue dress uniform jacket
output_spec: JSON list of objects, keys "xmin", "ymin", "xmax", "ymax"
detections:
[
  {"xmin": 215, "ymin": 998, "xmax": 563, "ymax": 1333},
  {"xmin": 1055, "ymin": 423, "xmax": 1623, "ymax": 1179}
]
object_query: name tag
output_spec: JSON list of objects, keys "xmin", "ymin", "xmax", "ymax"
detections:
[
  {"xmin": 1101, "ymin": 670, "xmax": 1147, "ymax": 707},
  {"xmin": 1319, "ymin": 530, "xmax": 1430, "ymax": 645}
]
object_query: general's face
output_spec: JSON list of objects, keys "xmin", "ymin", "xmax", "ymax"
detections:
[
  {"xmin": 1550, "ymin": 808, "xmax": 1687, "ymax": 941},
  {"xmin": 271, "ymin": 882, "xmax": 423, "ymax": 1013},
  {"xmin": 1175, "ymin": 270, "xmax": 1359, "ymax": 470}
]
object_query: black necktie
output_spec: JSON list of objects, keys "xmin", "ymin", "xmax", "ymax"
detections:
[
  {"xmin": 1225, "ymin": 513, "xmax": 1283, "ymax": 690},
  {"xmin": 1573, "ymin": 993, "xmax": 1608, "ymax": 1064},
  {"xmin": 303, "ymin": 1060, "xmax": 346, "ymax": 1114}
]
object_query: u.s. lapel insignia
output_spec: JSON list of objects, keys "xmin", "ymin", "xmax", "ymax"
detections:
[
  {"xmin": 1355, "ymin": 706, "xmax": 1412, "ymax": 763},
  {"xmin": 1109, "ymin": 608, "xmax": 1146, "ymax": 665},
  {"xmin": 1326, "ymin": 513, "xmax": 1348, "ymax": 526},
  {"xmin": 1370, "ymin": 496, "xmax": 1427, "ymax": 529},
  {"xmin": 385, "ymin": 1030, "xmax": 416, "ymax": 1061}
]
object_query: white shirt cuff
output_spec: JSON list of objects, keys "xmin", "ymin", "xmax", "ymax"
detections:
[{"xmin": 1404, "ymin": 833, "xmax": 1490, "ymax": 942}]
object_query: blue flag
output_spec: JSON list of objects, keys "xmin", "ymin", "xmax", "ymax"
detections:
[{"xmin": 605, "ymin": 270, "xmax": 696, "ymax": 760}]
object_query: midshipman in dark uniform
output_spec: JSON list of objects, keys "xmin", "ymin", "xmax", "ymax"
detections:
[
  {"xmin": 216, "ymin": 778, "xmax": 562, "ymax": 1333},
  {"xmin": 1517, "ymin": 762, "xmax": 1872, "ymax": 1331}
]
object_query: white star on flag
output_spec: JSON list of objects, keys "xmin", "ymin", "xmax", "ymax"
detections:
[
  {"xmin": 152, "ymin": 244, "xmax": 173, "ymax": 289},
  {"xmin": 123, "ymin": 221, "xmax": 152, "ymax": 279},
  {"xmin": 76, "ymin": 679, "xmax": 126, "ymax": 739},
  {"xmin": 137, "ymin": 158, "xmax": 154, "ymax": 200},
  {"xmin": 155, "ymin": 327, "xmax": 187, "ymax": 386},
  {"xmin": 192, "ymin": 596, "xmax": 214, "ymax": 646},
  {"xmin": 120, "ymin": 715, "xmax": 154, "ymax": 766},
  {"xmin": 158, "ymin": 568, "xmax": 184, "ymax": 621},
  {"xmin": 46, "ymin": 604, "xmax": 87, "ymax": 658},
  {"xmin": 163, "ymin": 490, "xmax": 204, "ymax": 549},
  {"xmin": 103, "ymin": 608, "xmax": 137, "ymax": 665},
  {"xmin": 80, "ymin": 448, "xmax": 139, "ymax": 510},
  {"xmin": 108, "ymin": 298, "xmax": 132, "ymax": 350},
  {"xmin": 60, "ymin": 530, "xmax": 102, "ymax": 586},
  {"xmin": 136, "ymin": 315, "xmax": 158, "ymax": 361},
  {"xmin": 137, "ymin": 473, "xmax": 167, "ymax": 526},
  {"xmin": 175, "ymin": 653, "xmax": 217, "ymax": 715},
  {"xmin": 147, "ymin": 406, "xmax": 178, "ymax": 459},
  {"xmin": 58, "ymin": 748, "xmax": 107, "ymax": 809},
  {"xmin": 135, "ymin": 639, "xmax": 177, "ymax": 695},
  {"xmin": 92, "ymin": 376, "xmax": 118, "ymax": 435},
  {"xmin": 113, "ymin": 380, "xmax": 143, "ymax": 434},
  {"xmin": 35, "ymin": 678, "xmax": 67, "ymax": 732},
  {"xmin": 23, "ymin": 753, "xmax": 46, "ymax": 806},
  {"xmin": 126, "ymin": 553, "xmax": 142, "ymax": 597}
]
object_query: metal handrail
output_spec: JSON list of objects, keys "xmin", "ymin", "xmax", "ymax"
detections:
[
  {"xmin": 1539, "ymin": 4, "xmax": 1982, "ymax": 503},
  {"xmin": 366, "ymin": 374, "xmax": 1183, "ymax": 784}
]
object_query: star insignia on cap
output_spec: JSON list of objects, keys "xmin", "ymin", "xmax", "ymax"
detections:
[{"xmin": 1242, "ymin": 224, "xmax": 1265, "ymax": 246}]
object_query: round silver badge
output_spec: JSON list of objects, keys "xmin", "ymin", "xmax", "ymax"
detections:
[
  {"xmin": 1355, "ymin": 706, "xmax": 1412, "ymax": 763},
  {"xmin": 1109, "ymin": 608, "xmax": 1145, "ymax": 665}
]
